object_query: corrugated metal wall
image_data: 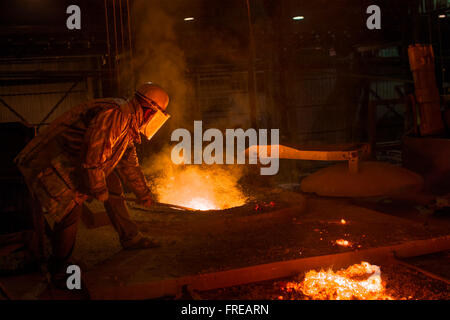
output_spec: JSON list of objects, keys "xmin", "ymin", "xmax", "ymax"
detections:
[
  {"xmin": 371, "ymin": 80, "xmax": 405, "ymax": 120},
  {"xmin": 191, "ymin": 66, "xmax": 266, "ymax": 130},
  {"xmin": 191, "ymin": 64, "xmax": 406, "ymax": 145},
  {"xmin": 0, "ymin": 57, "xmax": 99, "ymax": 127},
  {"xmin": 287, "ymin": 71, "xmax": 338, "ymax": 143},
  {"xmin": 0, "ymin": 81, "xmax": 89, "ymax": 125}
]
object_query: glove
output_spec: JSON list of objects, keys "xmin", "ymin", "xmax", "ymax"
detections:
[
  {"xmin": 138, "ymin": 194, "xmax": 153, "ymax": 208},
  {"xmin": 94, "ymin": 190, "xmax": 109, "ymax": 202}
]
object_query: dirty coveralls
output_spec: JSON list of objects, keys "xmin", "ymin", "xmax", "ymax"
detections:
[{"xmin": 15, "ymin": 98, "xmax": 151, "ymax": 271}]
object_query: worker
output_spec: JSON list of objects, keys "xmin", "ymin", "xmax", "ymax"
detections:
[{"xmin": 15, "ymin": 82, "xmax": 170, "ymax": 288}]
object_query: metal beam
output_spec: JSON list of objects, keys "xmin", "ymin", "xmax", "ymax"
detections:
[
  {"xmin": 394, "ymin": 258, "xmax": 450, "ymax": 285},
  {"xmin": 0, "ymin": 97, "xmax": 29, "ymax": 124}
]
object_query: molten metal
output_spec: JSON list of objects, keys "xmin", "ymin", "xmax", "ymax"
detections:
[
  {"xmin": 186, "ymin": 197, "xmax": 219, "ymax": 211},
  {"xmin": 148, "ymin": 160, "xmax": 247, "ymax": 211},
  {"xmin": 283, "ymin": 262, "xmax": 394, "ymax": 300}
]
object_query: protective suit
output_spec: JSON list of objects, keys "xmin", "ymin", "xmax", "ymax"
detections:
[{"xmin": 15, "ymin": 83, "xmax": 170, "ymax": 281}]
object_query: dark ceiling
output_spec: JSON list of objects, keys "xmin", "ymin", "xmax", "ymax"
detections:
[{"xmin": 0, "ymin": 0, "xmax": 448, "ymax": 59}]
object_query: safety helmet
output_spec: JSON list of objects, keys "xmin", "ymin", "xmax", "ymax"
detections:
[
  {"xmin": 135, "ymin": 82, "xmax": 169, "ymax": 111},
  {"xmin": 135, "ymin": 82, "xmax": 171, "ymax": 140}
]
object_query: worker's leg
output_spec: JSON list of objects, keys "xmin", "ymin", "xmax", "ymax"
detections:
[
  {"xmin": 104, "ymin": 171, "xmax": 139, "ymax": 243},
  {"xmin": 104, "ymin": 171, "xmax": 160, "ymax": 249},
  {"xmin": 48, "ymin": 204, "xmax": 82, "ymax": 277}
]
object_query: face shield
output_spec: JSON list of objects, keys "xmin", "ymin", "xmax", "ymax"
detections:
[{"xmin": 139, "ymin": 105, "xmax": 171, "ymax": 140}]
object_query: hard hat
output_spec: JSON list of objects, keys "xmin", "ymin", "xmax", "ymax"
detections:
[
  {"xmin": 135, "ymin": 82, "xmax": 169, "ymax": 111},
  {"xmin": 136, "ymin": 83, "xmax": 171, "ymax": 140}
]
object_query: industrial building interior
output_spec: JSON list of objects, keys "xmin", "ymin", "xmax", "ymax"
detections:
[{"xmin": 0, "ymin": 0, "xmax": 449, "ymax": 301}]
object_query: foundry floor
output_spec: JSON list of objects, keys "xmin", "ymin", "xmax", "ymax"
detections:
[
  {"xmin": 82, "ymin": 188, "xmax": 449, "ymax": 299},
  {"xmin": 1, "ymin": 187, "xmax": 449, "ymax": 299}
]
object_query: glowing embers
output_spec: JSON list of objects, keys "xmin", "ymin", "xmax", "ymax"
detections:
[
  {"xmin": 282, "ymin": 262, "xmax": 394, "ymax": 300},
  {"xmin": 335, "ymin": 239, "xmax": 352, "ymax": 247}
]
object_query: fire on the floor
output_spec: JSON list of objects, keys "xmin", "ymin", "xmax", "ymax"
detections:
[
  {"xmin": 281, "ymin": 262, "xmax": 393, "ymax": 300},
  {"xmin": 198, "ymin": 259, "xmax": 450, "ymax": 300}
]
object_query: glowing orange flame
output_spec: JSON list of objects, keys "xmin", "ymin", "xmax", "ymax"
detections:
[
  {"xmin": 185, "ymin": 197, "xmax": 219, "ymax": 211},
  {"xmin": 283, "ymin": 262, "xmax": 394, "ymax": 300},
  {"xmin": 340, "ymin": 219, "xmax": 347, "ymax": 224},
  {"xmin": 145, "ymin": 153, "xmax": 248, "ymax": 211},
  {"xmin": 154, "ymin": 167, "xmax": 247, "ymax": 210}
]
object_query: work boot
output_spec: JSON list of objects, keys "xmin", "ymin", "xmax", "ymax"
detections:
[{"xmin": 121, "ymin": 232, "xmax": 161, "ymax": 250}]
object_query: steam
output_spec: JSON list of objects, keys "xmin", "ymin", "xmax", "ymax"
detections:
[
  {"xmin": 128, "ymin": 1, "xmax": 253, "ymax": 206},
  {"xmin": 125, "ymin": 0, "xmax": 191, "ymax": 130}
]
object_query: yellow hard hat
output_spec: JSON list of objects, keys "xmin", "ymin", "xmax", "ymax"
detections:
[{"xmin": 135, "ymin": 82, "xmax": 169, "ymax": 111}]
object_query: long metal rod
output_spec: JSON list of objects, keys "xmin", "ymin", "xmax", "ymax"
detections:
[
  {"xmin": 0, "ymin": 90, "xmax": 85, "ymax": 97},
  {"xmin": 126, "ymin": 0, "xmax": 135, "ymax": 90},
  {"xmin": 0, "ymin": 55, "xmax": 106, "ymax": 63},
  {"xmin": 245, "ymin": 144, "xmax": 369, "ymax": 161},
  {"xmin": 438, "ymin": 12, "xmax": 445, "ymax": 86},
  {"xmin": 394, "ymin": 258, "xmax": 450, "ymax": 285},
  {"xmin": 112, "ymin": 0, "xmax": 120, "ymax": 93},
  {"xmin": 109, "ymin": 194, "xmax": 196, "ymax": 211},
  {"xmin": 104, "ymin": 0, "xmax": 112, "ymax": 72},
  {"xmin": 426, "ymin": 0, "xmax": 433, "ymax": 44},
  {"xmin": 245, "ymin": 0, "xmax": 258, "ymax": 128},
  {"xmin": 119, "ymin": 0, "xmax": 126, "ymax": 59}
]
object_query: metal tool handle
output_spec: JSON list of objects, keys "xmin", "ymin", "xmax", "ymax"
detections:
[{"xmin": 109, "ymin": 194, "xmax": 196, "ymax": 211}]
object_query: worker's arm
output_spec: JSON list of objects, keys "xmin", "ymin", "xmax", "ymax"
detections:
[
  {"xmin": 116, "ymin": 143, "xmax": 152, "ymax": 206},
  {"xmin": 82, "ymin": 108, "xmax": 127, "ymax": 201}
]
